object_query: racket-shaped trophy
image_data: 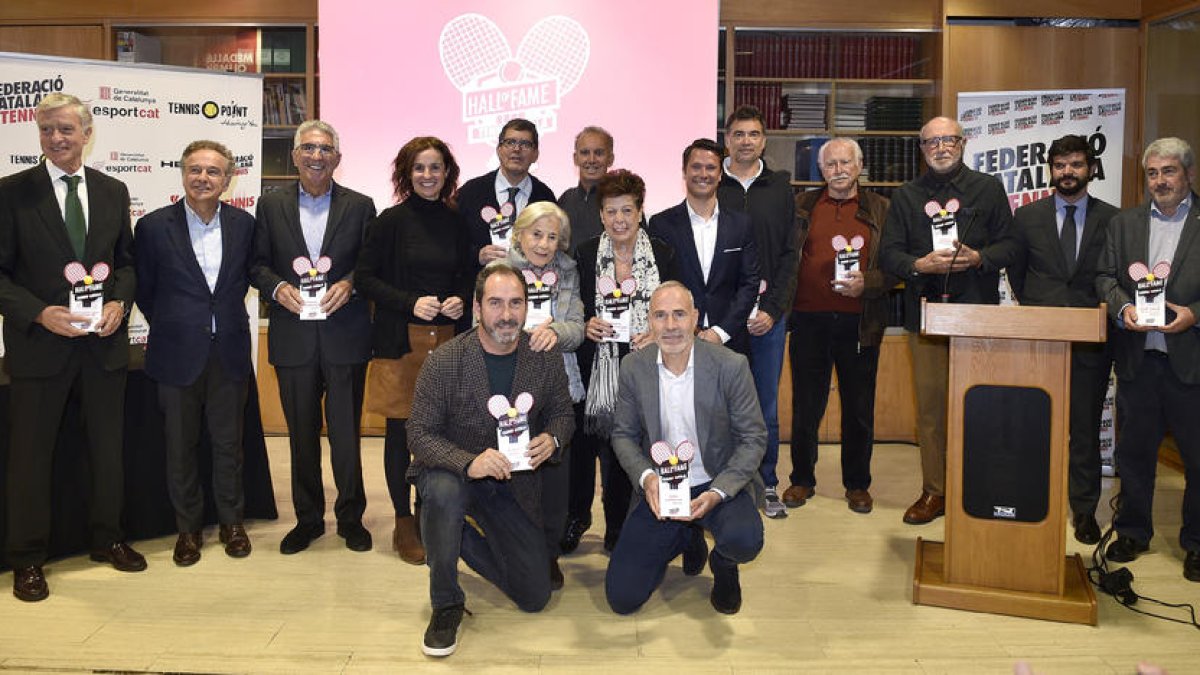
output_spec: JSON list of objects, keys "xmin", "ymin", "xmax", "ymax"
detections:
[
  {"xmin": 597, "ymin": 275, "xmax": 637, "ymax": 342},
  {"xmin": 651, "ymin": 439, "xmax": 696, "ymax": 518},
  {"xmin": 488, "ymin": 392, "xmax": 535, "ymax": 472},
  {"xmin": 1129, "ymin": 261, "xmax": 1171, "ymax": 327},
  {"xmin": 64, "ymin": 262, "xmax": 110, "ymax": 332},
  {"xmin": 522, "ymin": 269, "xmax": 557, "ymax": 329},
  {"xmin": 925, "ymin": 198, "xmax": 961, "ymax": 250},
  {"xmin": 481, "ymin": 203, "xmax": 516, "ymax": 247},
  {"xmin": 293, "ymin": 256, "xmax": 332, "ymax": 321},
  {"xmin": 832, "ymin": 234, "xmax": 865, "ymax": 284}
]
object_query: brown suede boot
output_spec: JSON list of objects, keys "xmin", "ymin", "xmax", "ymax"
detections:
[{"xmin": 393, "ymin": 515, "xmax": 425, "ymax": 565}]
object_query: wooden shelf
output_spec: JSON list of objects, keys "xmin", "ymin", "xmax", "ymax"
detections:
[{"xmin": 738, "ymin": 76, "xmax": 934, "ymax": 85}]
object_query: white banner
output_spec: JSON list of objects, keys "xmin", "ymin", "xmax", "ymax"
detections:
[
  {"xmin": 957, "ymin": 88, "xmax": 1124, "ymax": 474},
  {"xmin": 0, "ymin": 51, "xmax": 262, "ymax": 359}
]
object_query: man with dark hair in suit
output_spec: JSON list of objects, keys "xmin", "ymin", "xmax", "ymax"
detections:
[
  {"xmin": 1096, "ymin": 137, "xmax": 1200, "ymax": 582},
  {"xmin": 136, "ymin": 140, "xmax": 256, "ymax": 565},
  {"xmin": 717, "ymin": 105, "xmax": 799, "ymax": 520},
  {"xmin": 409, "ymin": 262, "xmax": 575, "ymax": 657},
  {"xmin": 457, "ymin": 119, "xmax": 557, "ymax": 270},
  {"xmin": 606, "ymin": 281, "xmax": 766, "ymax": 616},
  {"xmin": 878, "ymin": 116, "xmax": 1015, "ymax": 525},
  {"xmin": 0, "ymin": 92, "xmax": 145, "ymax": 602},
  {"xmin": 252, "ymin": 119, "xmax": 378, "ymax": 555},
  {"xmin": 648, "ymin": 139, "xmax": 759, "ymax": 355},
  {"xmin": 1007, "ymin": 134, "xmax": 1119, "ymax": 545}
]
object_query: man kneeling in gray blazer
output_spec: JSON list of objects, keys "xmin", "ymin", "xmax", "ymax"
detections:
[{"xmin": 606, "ymin": 281, "xmax": 766, "ymax": 614}]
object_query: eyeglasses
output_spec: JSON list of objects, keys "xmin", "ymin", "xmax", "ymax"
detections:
[
  {"xmin": 500, "ymin": 138, "xmax": 535, "ymax": 150},
  {"xmin": 297, "ymin": 143, "xmax": 337, "ymax": 156},
  {"xmin": 919, "ymin": 135, "xmax": 963, "ymax": 149}
]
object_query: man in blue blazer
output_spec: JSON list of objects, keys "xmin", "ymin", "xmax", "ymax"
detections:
[
  {"xmin": 648, "ymin": 139, "xmax": 759, "ymax": 355},
  {"xmin": 135, "ymin": 140, "xmax": 256, "ymax": 566},
  {"xmin": 1, "ymin": 93, "xmax": 144, "ymax": 602},
  {"xmin": 607, "ymin": 282, "xmax": 765, "ymax": 615}
]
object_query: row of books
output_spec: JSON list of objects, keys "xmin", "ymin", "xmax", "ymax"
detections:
[
  {"xmin": 734, "ymin": 33, "xmax": 925, "ymax": 80},
  {"xmin": 263, "ymin": 81, "xmax": 307, "ymax": 126},
  {"xmin": 733, "ymin": 83, "xmax": 786, "ymax": 129},
  {"xmin": 783, "ymin": 93, "xmax": 827, "ymax": 130},
  {"xmin": 793, "ymin": 136, "xmax": 922, "ymax": 184},
  {"xmin": 865, "ymin": 97, "xmax": 924, "ymax": 131}
]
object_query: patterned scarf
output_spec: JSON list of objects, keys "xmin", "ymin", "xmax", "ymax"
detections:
[{"xmin": 584, "ymin": 228, "xmax": 660, "ymax": 436}]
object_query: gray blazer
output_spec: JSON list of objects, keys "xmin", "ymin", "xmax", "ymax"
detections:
[
  {"xmin": 611, "ymin": 340, "xmax": 766, "ymax": 503},
  {"xmin": 1097, "ymin": 195, "xmax": 1200, "ymax": 384}
]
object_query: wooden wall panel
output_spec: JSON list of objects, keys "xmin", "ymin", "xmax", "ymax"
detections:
[
  {"xmin": 1142, "ymin": 0, "xmax": 1200, "ymax": 19},
  {"xmin": 943, "ymin": 25, "xmax": 1142, "ymax": 208},
  {"xmin": 1144, "ymin": 13, "xmax": 1200, "ymax": 167},
  {"xmin": 720, "ymin": 0, "xmax": 940, "ymax": 29},
  {"xmin": 0, "ymin": 24, "xmax": 105, "ymax": 59},
  {"xmin": 0, "ymin": 0, "xmax": 316, "ymax": 22},
  {"xmin": 943, "ymin": 0, "xmax": 1139, "ymax": 18}
]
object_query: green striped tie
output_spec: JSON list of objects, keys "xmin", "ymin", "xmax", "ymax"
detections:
[{"xmin": 62, "ymin": 175, "xmax": 86, "ymax": 259}]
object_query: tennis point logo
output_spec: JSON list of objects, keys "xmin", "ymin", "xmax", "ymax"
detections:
[{"xmin": 439, "ymin": 13, "xmax": 590, "ymax": 145}]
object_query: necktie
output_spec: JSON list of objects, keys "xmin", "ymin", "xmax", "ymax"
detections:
[
  {"xmin": 62, "ymin": 175, "xmax": 86, "ymax": 259},
  {"xmin": 1061, "ymin": 204, "xmax": 1077, "ymax": 274},
  {"xmin": 505, "ymin": 186, "xmax": 520, "ymax": 213}
]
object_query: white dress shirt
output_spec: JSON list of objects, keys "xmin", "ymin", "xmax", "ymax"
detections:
[
  {"xmin": 493, "ymin": 172, "xmax": 533, "ymax": 215},
  {"xmin": 686, "ymin": 200, "xmax": 729, "ymax": 343},
  {"xmin": 46, "ymin": 161, "xmax": 90, "ymax": 229}
]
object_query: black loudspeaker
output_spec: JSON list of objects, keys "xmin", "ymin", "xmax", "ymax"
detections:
[{"xmin": 962, "ymin": 385, "xmax": 1051, "ymax": 523}]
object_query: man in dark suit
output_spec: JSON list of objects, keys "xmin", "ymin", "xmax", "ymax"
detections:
[
  {"xmin": 251, "ymin": 120, "xmax": 377, "ymax": 555},
  {"xmin": 0, "ymin": 93, "xmax": 145, "ymax": 602},
  {"xmin": 135, "ymin": 140, "xmax": 256, "ymax": 566},
  {"xmin": 456, "ymin": 119, "xmax": 557, "ymax": 271},
  {"xmin": 606, "ymin": 281, "xmax": 766, "ymax": 615},
  {"xmin": 1008, "ymin": 134, "xmax": 1119, "ymax": 545},
  {"xmin": 408, "ymin": 262, "xmax": 575, "ymax": 657},
  {"xmin": 648, "ymin": 139, "xmax": 759, "ymax": 355},
  {"xmin": 1096, "ymin": 137, "xmax": 1200, "ymax": 583}
]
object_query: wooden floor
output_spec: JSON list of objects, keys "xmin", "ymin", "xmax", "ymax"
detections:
[{"xmin": 1, "ymin": 438, "xmax": 1197, "ymax": 674}]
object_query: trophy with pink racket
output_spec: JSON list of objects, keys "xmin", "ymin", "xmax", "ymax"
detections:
[
  {"xmin": 482, "ymin": 203, "xmax": 516, "ymax": 248},
  {"xmin": 522, "ymin": 269, "xmax": 557, "ymax": 329},
  {"xmin": 651, "ymin": 439, "xmax": 696, "ymax": 518},
  {"xmin": 293, "ymin": 256, "xmax": 332, "ymax": 321},
  {"xmin": 832, "ymin": 234, "xmax": 865, "ymax": 284},
  {"xmin": 1129, "ymin": 261, "xmax": 1171, "ymax": 327},
  {"xmin": 488, "ymin": 392, "xmax": 535, "ymax": 472},
  {"xmin": 64, "ymin": 262, "xmax": 109, "ymax": 332},
  {"xmin": 926, "ymin": 198, "xmax": 960, "ymax": 250},
  {"xmin": 597, "ymin": 275, "xmax": 636, "ymax": 342}
]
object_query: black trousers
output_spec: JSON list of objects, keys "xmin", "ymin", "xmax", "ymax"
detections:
[
  {"xmin": 157, "ymin": 352, "xmax": 248, "ymax": 532},
  {"xmin": 5, "ymin": 347, "xmax": 126, "ymax": 567},
  {"xmin": 788, "ymin": 311, "xmax": 879, "ymax": 491},
  {"xmin": 276, "ymin": 353, "xmax": 367, "ymax": 527},
  {"xmin": 1066, "ymin": 342, "xmax": 1113, "ymax": 516},
  {"xmin": 1112, "ymin": 351, "xmax": 1200, "ymax": 551}
]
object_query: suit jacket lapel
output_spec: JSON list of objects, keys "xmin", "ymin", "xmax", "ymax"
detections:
[
  {"xmin": 319, "ymin": 182, "xmax": 348, "ymax": 256},
  {"xmin": 1168, "ymin": 197, "xmax": 1200, "ymax": 287},
  {"xmin": 1071, "ymin": 196, "xmax": 1104, "ymax": 280},
  {"xmin": 283, "ymin": 183, "xmax": 310, "ymax": 261},
  {"xmin": 643, "ymin": 347, "xmax": 663, "ymax": 444},
  {"xmin": 1038, "ymin": 198, "xmax": 1072, "ymax": 279},
  {"xmin": 692, "ymin": 343, "xmax": 712, "ymax": 454},
  {"xmin": 708, "ymin": 211, "xmax": 735, "ymax": 292},
  {"xmin": 166, "ymin": 201, "xmax": 210, "ymax": 290},
  {"xmin": 33, "ymin": 166, "xmax": 77, "ymax": 261},
  {"xmin": 213, "ymin": 207, "xmax": 239, "ymax": 295},
  {"xmin": 670, "ymin": 204, "xmax": 704, "ymax": 286},
  {"xmin": 1130, "ymin": 203, "xmax": 1151, "ymax": 270}
]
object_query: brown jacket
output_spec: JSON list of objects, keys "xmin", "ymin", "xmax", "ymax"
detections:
[{"xmin": 794, "ymin": 187, "xmax": 898, "ymax": 346}]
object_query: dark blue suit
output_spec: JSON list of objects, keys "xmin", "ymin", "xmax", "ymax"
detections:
[
  {"xmin": 647, "ymin": 201, "xmax": 759, "ymax": 354},
  {"xmin": 135, "ymin": 199, "xmax": 255, "ymax": 531}
]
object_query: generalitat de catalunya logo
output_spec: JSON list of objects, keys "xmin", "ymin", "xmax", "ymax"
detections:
[{"xmin": 439, "ymin": 13, "xmax": 590, "ymax": 146}]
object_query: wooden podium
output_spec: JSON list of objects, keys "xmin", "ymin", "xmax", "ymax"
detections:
[{"xmin": 912, "ymin": 300, "xmax": 1104, "ymax": 625}]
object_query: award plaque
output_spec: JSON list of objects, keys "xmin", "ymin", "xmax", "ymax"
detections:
[
  {"xmin": 926, "ymin": 198, "xmax": 961, "ymax": 251},
  {"xmin": 651, "ymin": 440, "xmax": 695, "ymax": 518},
  {"xmin": 1130, "ymin": 261, "xmax": 1170, "ymax": 327},
  {"xmin": 488, "ymin": 392, "xmax": 535, "ymax": 472},
  {"xmin": 293, "ymin": 256, "xmax": 332, "ymax": 321},
  {"xmin": 64, "ymin": 261, "xmax": 108, "ymax": 332}
]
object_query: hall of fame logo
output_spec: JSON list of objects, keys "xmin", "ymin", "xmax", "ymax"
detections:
[{"xmin": 439, "ymin": 13, "xmax": 590, "ymax": 146}]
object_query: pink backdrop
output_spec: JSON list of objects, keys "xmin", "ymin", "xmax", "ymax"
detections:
[{"xmin": 320, "ymin": 0, "xmax": 719, "ymax": 215}]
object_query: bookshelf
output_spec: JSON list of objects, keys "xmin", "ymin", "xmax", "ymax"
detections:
[
  {"xmin": 111, "ymin": 24, "xmax": 317, "ymax": 193},
  {"xmin": 720, "ymin": 28, "xmax": 939, "ymax": 191}
]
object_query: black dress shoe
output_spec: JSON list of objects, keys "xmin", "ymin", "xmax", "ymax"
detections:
[
  {"xmin": 559, "ymin": 515, "xmax": 591, "ymax": 555},
  {"xmin": 709, "ymin": 551, "xmax": 742, "ymax": 614},
  {"xmin": 1184, "ymin": 551, "xmax": 1200, "ymax": 583},
  {"xmin": 337, "ymin": 522, "xmax": 373, "ymax": 552},
  {"xmin": 280, "ymin": 522, "xmax": 325, "ymax": 555},
  {"xmin": 1072, "ymin": 513, "xmax": 1102, "ymax": 545},
  {"xmin": 549, "ymin": 558, "xmax": 564, "ymax": 590},
  {"xmin": 1106, "ymin": 534, "xmax": 1149, "ymax": 563},
  {"xmin": 173, "ymin": 532, "xmax": 202, "ymax": 566},
  {"xmin": 682, "ymin": 526, "xmax": 708, "ymax": 576},
  {"xmin": 89, "ymin": 542, "xmax": 148, "ymax": 572},
  {"xmin": 220, "ymin": 523, "xmax": 252, "ymax": 558},
  {"xmin": 12, "ymin": 566, "xmax": 49, "ymax": 602}
]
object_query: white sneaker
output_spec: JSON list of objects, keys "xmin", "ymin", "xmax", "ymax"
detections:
[{"xmin": 763, "ymin": 487, "xmax": 788, "ymax": 519}]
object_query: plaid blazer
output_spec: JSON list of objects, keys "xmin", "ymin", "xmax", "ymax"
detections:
[{"xmin": 408, "ymin": 328, "xmax": 575, "ymax": 524}]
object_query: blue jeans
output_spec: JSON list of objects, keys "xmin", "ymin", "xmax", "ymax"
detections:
[
  {"xmin": 605, "ymin": 483, "xmax": 763, "ymax": 614},
  {"xmin": 749, "ymin": 318, "xmax": 787, "ymax": 488},
  {"xmin": 417, "ymin": 469, "xmax": 551, "ymax": 612}
]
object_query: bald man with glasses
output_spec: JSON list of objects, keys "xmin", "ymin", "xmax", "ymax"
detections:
[{"xmin": 878, "ymin": 116, "xmax": 1016, "ymax": 525}]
